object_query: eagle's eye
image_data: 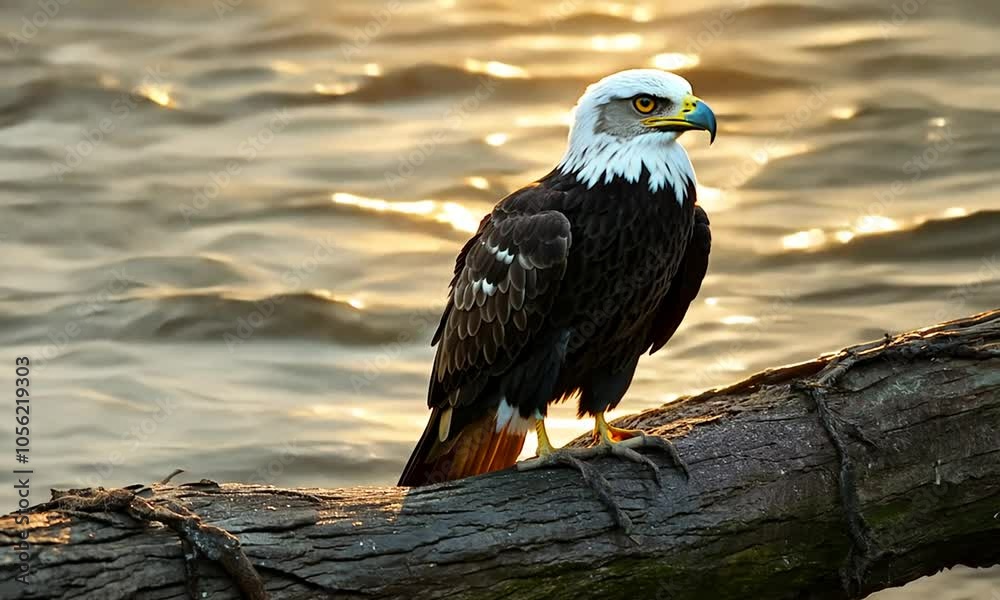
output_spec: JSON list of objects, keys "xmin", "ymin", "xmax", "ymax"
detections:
[{"xmin": 632, "ymin": 96, "xmax": 657, "ymax": 114}]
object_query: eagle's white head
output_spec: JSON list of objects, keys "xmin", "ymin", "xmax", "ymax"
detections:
[{"xmin": 558, "ymin": 69, "xmax": 717, "ymax": 203}]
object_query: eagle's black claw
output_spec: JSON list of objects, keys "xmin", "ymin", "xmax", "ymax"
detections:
[
  {"xmin": 635, "ymin": 434, "xmax": 690, "ymax": 480},
  {"xmin": 519, "ymin": 450, "xmax": 634, "ymax": 533},
  {"xmin": 607, "ymin": 441, "xmax": 663, "ymax": 488},
  {"xmin": 604, "ymin": 433, "xmax": 689, "ymax": 483}
]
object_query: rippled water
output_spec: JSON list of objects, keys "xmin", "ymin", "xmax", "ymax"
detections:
[{"xmin": 2, "ymin": 0, "xmax": 998, "ymax": 596}]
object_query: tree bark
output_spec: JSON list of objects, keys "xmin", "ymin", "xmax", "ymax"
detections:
[{"xmin": 3, "ymin": 310, "xmax": 999, "ymax": 600}]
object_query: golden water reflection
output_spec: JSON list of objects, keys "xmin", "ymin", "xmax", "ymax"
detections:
[
  {"xmin": 590, "ymin": 33, "xmax": 644, "ymax": 52},
  {"xmin": 464, "ymin": 59, "xmax": 530, "ymax": 79},
  {"xmin": 484, "ymin": 132, "xmax": 509, "ymax": 147},
  {"xmin": 466, "ymin": 176, "xmax": 491, "ymax": 190},
  {"xmin": 652, "ymin": 53, "xmax": 701, "ymax": 71},
  {"xmin": 781, "ymin": 215, "xmax": 913, "ymax": 251},
  {"xmin": 332, "ymin": 192, "xmax": 480, "ymax": 233},
  {"xmin": 314, "ymin": 82, "xmax": 361, "ymax": 96},
  {"xmin": 137, "ymin": 84, "xmax": 175, "ymax": 108},
  {"xmin": 831, "ymin": 106, "xmax": 859, "ymax": 120}
]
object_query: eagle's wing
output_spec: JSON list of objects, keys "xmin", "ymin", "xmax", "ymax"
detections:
[
  {"xmin": 432, "ymin": 207, "xmax": 572, "ymax": 392},
  {"xmin": 648, "ymin": 205, "xmax": 711, "ymax": 354},
  {"xmin": 399, "ymin": 185, "xmax": 572, "ymax": 486}
]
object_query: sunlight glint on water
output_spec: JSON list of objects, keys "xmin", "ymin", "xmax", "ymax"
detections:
[{"xmin": 0, "ymin": 0, "xmax": 997, "ymax": 594}]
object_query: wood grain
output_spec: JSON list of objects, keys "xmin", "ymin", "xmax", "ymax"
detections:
[{"xmin": 2, "ymin": 310, "xmax": 999, "ymax": 600}]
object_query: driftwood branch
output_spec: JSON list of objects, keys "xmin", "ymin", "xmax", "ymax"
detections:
[{"xmin": 3, "ymin": 310, "xmax": 999, "ymax": 600}]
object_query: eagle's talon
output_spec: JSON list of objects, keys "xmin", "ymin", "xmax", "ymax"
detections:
[
  {"xmin": 638, "ymin": 435, "xmax": 690, "ymax": 480},
  {"xmin": 605, "ymin": 440, "xmax": 663, "ymax": 488},
  {"xmin": 517, "ymin": 447, "xmax": 634, "ymax": 533},
  {"xmin": 596, "ymin": 413, "xmax": 689, "ymax": 480},
  {"xmin": 516, "ymin": 416, "xmax": 692, "ymax": 533},
  {"xmin": 608, "ymin": 425, "xmax": 644, "ymax": 443}
]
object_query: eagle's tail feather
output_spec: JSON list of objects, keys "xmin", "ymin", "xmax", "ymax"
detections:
[{"xmin": 397, "ymin": 408, "xmax": 526, "ymax": 487}]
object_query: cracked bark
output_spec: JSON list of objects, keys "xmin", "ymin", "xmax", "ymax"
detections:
[{"xmin": 2, "ymin": 310, "xmax": 999, "ymax": 600}]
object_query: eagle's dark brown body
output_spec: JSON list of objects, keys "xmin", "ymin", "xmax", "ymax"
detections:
[
  {"xmin": 542, "ymin": 170, "xmax": 700, "ymax": 415},
  {"xmin": 398, "ymin": 168, "xmax": 711, "ymax": 486}
]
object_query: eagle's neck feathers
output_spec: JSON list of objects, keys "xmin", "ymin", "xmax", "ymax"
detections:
[{"xmin": 557, "ymin": 128, "xmax": 696, "ymax": 205}]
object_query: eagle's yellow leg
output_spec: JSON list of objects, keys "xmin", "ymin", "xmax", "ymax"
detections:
[
  {"xmin": 593, "ymin": 412, "xmax": 688, "ymax": 480},
  {"xmin": 522, "ymin": 417, "xmax": 634, "ymax": 533},
  {"xmin": 520, "ymin": 415, "xmax": 689, "ymax": 535},
  {"xmin": 594, "ymin": 412, "xmax": 643, "ymax": 443},
  {"xmin": 535, "ymin": 419, "xmax": 557, "ymax": 456}
]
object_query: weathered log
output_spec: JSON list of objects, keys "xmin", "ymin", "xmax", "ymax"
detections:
[{"xmin": 2, "ymin": 310, "xmax": 999, "ymax": 600}]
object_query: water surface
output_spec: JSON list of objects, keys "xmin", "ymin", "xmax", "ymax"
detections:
[{"xmin": 1, "ymin": 0, "xmax": 997, "ymax": 596}]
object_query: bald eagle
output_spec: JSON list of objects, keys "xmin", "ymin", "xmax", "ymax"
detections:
[{"xmin": 399, "ymin": 69, "xmax": 716, "ymax": 487}]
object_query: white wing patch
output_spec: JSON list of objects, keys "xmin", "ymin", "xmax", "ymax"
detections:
[
  {"xmin": 482, "ymin": 240, "xmax": 516, "ymax": 265},
  {"xmin": 495, "ymin": 397, "xmax": 537, "ymax": 434},
  {"xmin": 469, "ymin": 242, "xmax": 517, "ymax": 298}
]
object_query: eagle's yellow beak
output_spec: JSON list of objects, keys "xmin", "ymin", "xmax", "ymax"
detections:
[{"xmin": 641, "ymin": 94, "xmax": 717, "ymax": 144}]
